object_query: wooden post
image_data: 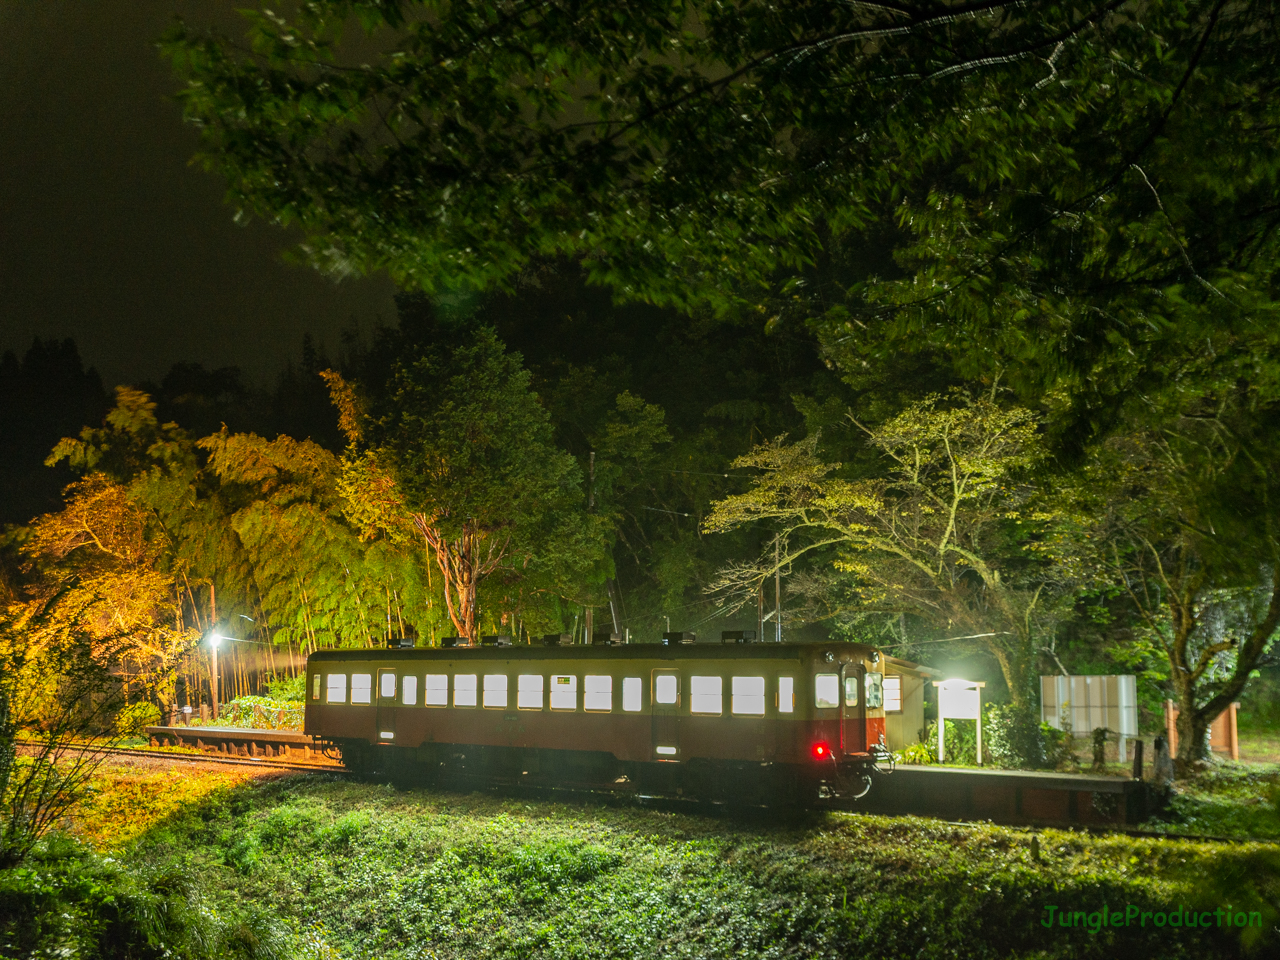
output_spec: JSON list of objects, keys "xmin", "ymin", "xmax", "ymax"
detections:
[
  {"xmin": 1164, "ymin": 699, "xmax": 1178, "ymax": 758},
  {"xmin": 1229, "ymin": 702, "xmax": 1239, "ymax": 761}
]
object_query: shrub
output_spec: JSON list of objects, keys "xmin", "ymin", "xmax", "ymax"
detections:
[
  {"xmin": 114, "ymin": 701, "xmax": 162, "ymax": 737},
  {"xmin": 221, "ymin": 696, "xmax": 303, "ymax": 730},
  {"xmin": 895, "ymin": 741, "xmax": 936, "ymax": 765},
  {"xmin": 921, "ymin": 719, "xmax": 980, "ymax": 764},
  {"xmin": 0, "ymin": 834, "xmax": 291, "ymax": 959},
  {"xmin": 1042, "ymin": 722, "xmax": 1076, "ymax": 770},
  {"xmin": 985, "ymin": 703, "xmax": 1048, "ymax": 769},
  {"xmin": 266, "ymin": 674, "xmax": 307, "ymax": 701}
]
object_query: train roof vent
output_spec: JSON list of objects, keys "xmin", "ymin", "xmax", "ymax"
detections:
[
  {"xmin": 720, "ymin": 631, "xmax": 757, "ymax": 644},
  {"xmin": 541, "ymin": 633, "xmax": 573, "ymax": 646},
  {"xmin": 442, "ymin": 636, "xmax": 472, "ymax": 648},
  {"xmin": 662, "ymin": 631, "xmax": 697, "ymax": 645},
  {"xmin": 592, "ymin": 631, "xmax": 622, "ymax": 645},
  {"xmin": 481, "ymin": 635, "xmax": 513, "ymax": 647},
  {"xmin": 386, "ymin": 637, "xmax": 416, "ymax": 649}
]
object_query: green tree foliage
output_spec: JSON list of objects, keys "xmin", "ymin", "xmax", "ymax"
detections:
[
  {"xmin": 1057, "ymin": 400, "xmax": 1280, "ymax": 772},
  {"xmin": 46, "ymin": 387, "xmax": 254, "ymax": 635},
  {"xmin": 201, "ymin": 431, "xmax": 442, "ymax": 649},
  {"xmin": 162, "ymin": 1, "xmax": 1280, "ymax": 419},
  {"xmin": 706, "ymin": 394, "xmax": 1072, "ymax": 728},
  {"xmin": 22, "ymin": 474, "xmax": 196, "ymax": 706},
  {"xmin": 338, "ymin": 329, "xmax": 597, "ymax": 642},
  {"xmin": 0, "ymin": 597, "xmax": 126, "ymax": 868}
]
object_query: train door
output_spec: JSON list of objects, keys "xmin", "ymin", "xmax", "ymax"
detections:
[
  {"xmin": 839, "ymin": 661, "xmax": 867, "ymax": 754},
  {"xmin": 651, "ymin": 669, "xmax": 681, "ymax": 759},
  {"xmin": 376, "ymin": 668, "xmax": 397, "ymax": 742}
]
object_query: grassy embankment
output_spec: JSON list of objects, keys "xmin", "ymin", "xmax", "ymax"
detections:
[{"xmin": 9, "ymin": 761, "xmax": 1273, "ymax": 960}]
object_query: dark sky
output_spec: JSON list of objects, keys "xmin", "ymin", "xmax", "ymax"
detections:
[{"xmin": 0, "ymin": 1, "xmax": 398, "ymax": 389}]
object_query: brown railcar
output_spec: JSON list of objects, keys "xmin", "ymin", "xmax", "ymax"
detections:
[{"xmin": 304, "ymin": 641, "xmax": 895, "ymax": 803}]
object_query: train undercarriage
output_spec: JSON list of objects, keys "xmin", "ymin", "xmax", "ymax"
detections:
[{"xmin": 325, "ymin": 739, "xmax": 892, "ymax": 807}]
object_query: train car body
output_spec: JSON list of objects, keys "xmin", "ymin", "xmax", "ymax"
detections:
[{"xmin": 305, "ymin": 641, "xmax": 900, "ymax": 803}]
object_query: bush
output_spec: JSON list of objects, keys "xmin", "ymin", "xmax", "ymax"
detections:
[
  {"xmin": 219, "ymin": 696, "xmax": 303, "ymax": 730},
  {"xmin": 985, "ymin": 703, "xmax": 1049, "ymax": 769},
  {"xmin": 114, "ymin": 701, "xmax": 162, "ymax": 737},
  {"xmin": 922, "ymin": 719, "xmax": 981, "ymax": 764},
  {"xmin": 0, "ymin": 834, "xmax": 292, "ymax": 959},
  {"xmin": 895, "ymin": 741, "xmax": 936, "ymax": 765},
  {"xmin": 1042, "ymin": 722, "xmax": 1076, "ymax": 770},
  {"xmin": 266, "ymin": 673, "xmax": 307, "ymax": 701}
]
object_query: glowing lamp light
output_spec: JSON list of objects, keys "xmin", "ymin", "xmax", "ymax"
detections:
[{"xmin": 811, "ymin": 741, "xmax": 832, "ymax": 760}]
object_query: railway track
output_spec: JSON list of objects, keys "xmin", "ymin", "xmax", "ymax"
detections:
[
  {"xmin": 18, "ymin": 740, "xmax": 348, "ymax": 775},
  {"xmin": 27, "ymin": 742, "xmax": 1269, "ymax": 843}
]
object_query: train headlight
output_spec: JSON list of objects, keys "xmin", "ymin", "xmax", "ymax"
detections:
[{"xmin": 811, "ymin": 741, "xmax": 832, "ymax": 760}]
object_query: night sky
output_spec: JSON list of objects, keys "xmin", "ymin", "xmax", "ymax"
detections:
[{"xmin": 0, "ymin": 1, "xmax": 398, "ymax": 389}]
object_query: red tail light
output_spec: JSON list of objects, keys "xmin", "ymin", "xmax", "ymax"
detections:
[{"xmin": 811, "ymin": 741, "xmax": 832, "ymax": 760}]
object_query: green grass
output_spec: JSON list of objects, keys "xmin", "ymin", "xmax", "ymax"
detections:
[
  {"xmin": 1144, "ymin": 763, "xmax": 1280, "ymax": 841},
  {"xmin": 111, "ymin": 774, "xmax": 1278, "ymax": 960}
]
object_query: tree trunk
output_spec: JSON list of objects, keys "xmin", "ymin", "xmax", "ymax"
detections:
[{"xmin": 1174, "ymin": 678, "xmax": 1212, "ymax": 775}]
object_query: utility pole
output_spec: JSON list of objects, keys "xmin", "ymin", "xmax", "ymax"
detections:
[
  {"xmin": 210, "ymin": 637, "xmax": 220, "ymax": 722},
  {"xmin": 774, "ymin": 541, "xmax": 782, "ymax": 643},
  {"xmin": 210, "ymin": 583, "xmax": 219, "ymax": 720},
  {"xmin": 607, "ymin": 579, "xmax": 622, "ymax": 636},
  {"xmin": 585, "ymin": 451, "xmax": 595, "ymax": 644},
  {"xmin": 757, "ymin": 581, "xmax": 764, "ymax": 645}
]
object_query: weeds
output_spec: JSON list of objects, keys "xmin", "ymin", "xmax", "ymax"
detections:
[{"xmin": 110, "ymin": 776, "xmax": 1276, "ymax": 959}]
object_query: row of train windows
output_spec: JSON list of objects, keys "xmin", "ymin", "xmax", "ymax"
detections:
[
  {"xmin": 315, "ymin": 672, "xmax": 796, "ymax": 716},
  {"xmin": 312, "ymin": 672, "xmax": 902, "ymax": 713}
]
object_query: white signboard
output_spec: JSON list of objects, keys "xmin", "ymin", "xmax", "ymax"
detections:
[
  {"xmin": 932, "ymin": 679, "xmax": 986, "ymax": 764},
  {"xmin": 939, "ymin": 684, "xmax": 981, "ymax": 720}
]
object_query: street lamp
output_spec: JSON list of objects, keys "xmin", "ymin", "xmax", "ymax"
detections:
[{"xmin": 207, "ymin": 632, "xmax": 234, "ymax": 722}]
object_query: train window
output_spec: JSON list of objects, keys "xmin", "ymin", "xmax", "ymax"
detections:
[
  {"xmin": 654, "ymin": 674, "xmax": 678, "ymax": 705},
  {"xmin": 325, "ymin": 673, "xmax": 347, "ymax": 704},
  {"xmin": 865, "ymin": 672, "xmax": 884, "ymax": 709},
  {"xmin": 584, "ymin": 675, "xmax": 612, "ymax": 712},
  {"xmin": 311, "ymin": 674, "xmax": 321, "ymax": 700},
  {"xmin": 518, "ymin": 674, "xmax": 544, "ymax": 710},
  {"xmin": 379, "ymin": 670, "xmax": 396, "ymax": 699},
  {"xmin": 454, "ymin": 674, "xmax": 477, "ymax": 707},
  {"xmin": 690, "ymin": 676, "xmax": 723, "ymax": 715},
  {"xmin": 550, "ymin": 675, "xmax": 577, "ymax": 711},
  {"xmin": 483, "ymin": 674, "xmax": 508, "ymax": 708},
  {"xmin": 883, "ymin": 675, "xmax": 902, "ymax": 712},
  {"xmin": 778, "ymin": 677, "xmax": 794, "ymax": 713},
  {"xmin": 844, "ymin": 676, "xmax": 858, "ymax": 707},
  {"xmin": 622, "ymin": 677, "xmax": 642, "ymax": 712},
  {"xmin": 815, "ymin": 674, "xmax": 839, "ymax": 708},
  {"xmin": 351, "ymin": 673, "xmax": 373, "ymax": 705},
  {"xmin": 401, "ymin": 675, "xmax": 418, "ymax": 706},
  {"xmin": 424, "ymin": 674, "xmax": 448, "ymax": 706},
  {"xmin": 731, "ymin": 676, "xmax": 766, "ymax": 715}
]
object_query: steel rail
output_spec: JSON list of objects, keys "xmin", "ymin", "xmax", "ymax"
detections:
[
  {"xmin": 16, "ymin": 739, "xmax": 348, "ymax": 775},
  {"xmin": 25, "ymin": 742, "xmax": 1269, "ymax": 842}
]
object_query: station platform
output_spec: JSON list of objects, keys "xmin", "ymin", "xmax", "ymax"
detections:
[
  {"xmin": 857, "ymin": 764, "xmax": 1156, "ymax": 826},
  {"xmin": 145, "ymin": 725, "xmax": 324, "ymax": 762}
]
